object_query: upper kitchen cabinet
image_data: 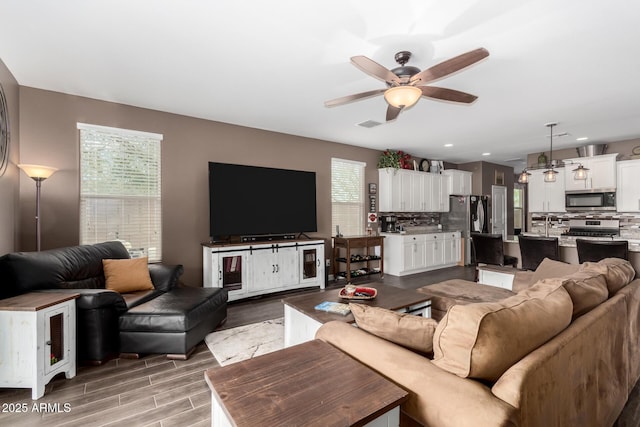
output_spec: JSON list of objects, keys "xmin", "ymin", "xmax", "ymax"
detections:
[
  {"xmin": 528, "ymin": 168, "xmax": 566, "ymax": 213},
  {"xmin": 617, "ymin": 159, "xmax": 640, "ymax": 212},
  {"xmin": 442, "ymin": 170, "xmax": 472, "ymax": 196},
  {"xmin": 563, "ymin": 153, "xmax": 617, "ymax": 191},
  {"xmin": 378, "ymin": 168, "xmax": 449, "ymax": 213}
]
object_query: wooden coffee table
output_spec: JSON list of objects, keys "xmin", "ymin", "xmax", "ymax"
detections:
[
  {"xmin": 205, "ymin": 339, "xmax": 408, "ymax": 427},
  {"xmin": 282, "ymin": 283, "xmax": 431, "ymax": 347}
]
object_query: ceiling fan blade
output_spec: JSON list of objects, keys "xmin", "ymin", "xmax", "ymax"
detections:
[
  {"xmin": 351, "ymin": 56, "xmax": 400, "ymax": 84},
  {"xmin": 386, "ymin": 105, "xmax": 403, "ymax": 122},
  {"xmin": 410, "ymin": 47, "xmax": 489, "ymax": 85},
  {"xmin": 420, "ymin": 86, "xmax": 478, "ymax": 104},
  {"xmin": 324, "ymin": 88, "xmax": 385, "ymax": 108}
]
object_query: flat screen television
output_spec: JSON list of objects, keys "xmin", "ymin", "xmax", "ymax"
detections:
[{"xmin": 208, "ymin": 162, "xmax": 317, "ymax": 240}]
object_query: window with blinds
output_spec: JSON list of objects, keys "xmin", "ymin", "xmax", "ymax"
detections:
[
  {"xmin": 78, "ymin": 123, "xmax": 163, "ymax": 262},
  {"xmin": 331, "ymin": 158, "xmax": 365, "ymax": 236}
]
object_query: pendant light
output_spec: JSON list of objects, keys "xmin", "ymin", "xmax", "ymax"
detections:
[
  {"xmin": 542, "ymin": 122, "xmax": 558, "ymax": 183},
  {"xmin": 572, "ymin": 164, "xmax": 589, "ymax": 180},
  {"xmin": 517, "ymin": 168, "xmax": 531, "ymax": 184}
]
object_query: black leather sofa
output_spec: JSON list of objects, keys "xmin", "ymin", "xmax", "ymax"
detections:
[{"xmin": 0, "ymin": 241, "xmax": 227, "ymax": 363}]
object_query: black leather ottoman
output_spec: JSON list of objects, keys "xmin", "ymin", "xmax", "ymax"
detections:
[{"xmin": 119, "ymin": 287, "xmax": 227, "ymax": 359}]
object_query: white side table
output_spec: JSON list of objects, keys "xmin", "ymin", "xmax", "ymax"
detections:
[{"xmin": 0, "ymin": 292, "xmax": 79, "ymax": 399}]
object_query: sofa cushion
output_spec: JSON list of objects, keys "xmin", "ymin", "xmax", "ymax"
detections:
[
  {"xmin": 582, "ymin": 258, "xmax": 636, "ymax": 296},
  {"xmin": 103, "ymin": 257, "xmax": 154, "ymax": 293},
  {"xmin": 546, "ymin": 268, "xmax": 608, "ymax": 318},
  {"xmin": 350, "ymin": 303, "xmax": 438, "ymax": 354},
  {"xmin": 432, "ymin": 281, "xmax": 573, "ymax": 382},
  {"xmin": 530, "ymin": 257, "xmax": 580, "ymax": 284}
]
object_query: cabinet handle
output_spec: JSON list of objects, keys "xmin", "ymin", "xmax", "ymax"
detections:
[
  {"xmin": 276, "ymin": 264, "xmax": 279, "ymax": 273},
  {"xmin": 272, "ymin": 264, "xmax": 276, "ymax": 273},
  {"xmin": 218, "ymin": 270, "xmax": 222, "ymax": 281},
  {"xmin": 317, "ymin": 259, "xmax": 321, "ymax": 267},
  {"xmin": 46, "ymin": 341, "xmax": 52, "ymax": 346}
]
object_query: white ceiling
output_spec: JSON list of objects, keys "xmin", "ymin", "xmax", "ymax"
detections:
[{"xmin": 2, "ymin": 0, "xmax": 640, "ymax": 170}]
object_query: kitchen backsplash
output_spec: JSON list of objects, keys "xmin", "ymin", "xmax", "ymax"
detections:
[
  {"xmin": 382, "ymin": 212, "xmax": 441, "ymax": 229},
  {"xmin": 530, "ymin": 212, "xmax": 640, "ymax": 239}
]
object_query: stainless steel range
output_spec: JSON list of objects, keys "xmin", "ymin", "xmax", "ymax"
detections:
[{"xmin": 565, "ymin": 219, "xmax": 620, "ymax": 238}]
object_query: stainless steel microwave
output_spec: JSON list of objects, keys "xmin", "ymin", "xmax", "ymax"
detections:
[{"xmin": 565, "ymin": 190, "xmax": 616, "ymax": 211}]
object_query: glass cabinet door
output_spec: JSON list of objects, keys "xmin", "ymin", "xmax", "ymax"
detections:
[
  {"xmin": 221, "ymin": 254, "xmax": 244, "ymax": 291},
  {"xmin": 302, "ymin": 248, "xmax": 318, "ymax": 280}
]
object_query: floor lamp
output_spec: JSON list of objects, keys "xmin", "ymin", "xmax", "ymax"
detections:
[{"xmin": 18, "ymin": 164, "xmax": 58, "ymax": 251}]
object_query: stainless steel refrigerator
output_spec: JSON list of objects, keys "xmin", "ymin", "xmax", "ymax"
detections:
[{"xmin": 441, "ymin": 195, "xmax": 489, "ymax": 265}]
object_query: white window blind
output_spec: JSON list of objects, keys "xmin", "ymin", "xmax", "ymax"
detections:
[
  {"xmin": 331, "ymin": 158, "xmax": 365, "ymax": 236},
  {"xmin": 78, "ymin": 124, "xmax": 163, "ymax": 262}
]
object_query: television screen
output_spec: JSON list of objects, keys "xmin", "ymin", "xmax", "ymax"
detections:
[{"xmin": 209, "ymin": 162, "xmax": 317, "ymax": 239}]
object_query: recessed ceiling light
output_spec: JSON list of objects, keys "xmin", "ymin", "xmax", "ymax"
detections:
[
  {"xmin": 576, "ymin": 137, "xmax": 589, "ymax": 141},
  {"xmin": 482, "ymin": 152, "xmax": 491, "ymax": 156},
  {"xmin": 444, "ymin": 143, "xmax": 453, "ymax": 147}
]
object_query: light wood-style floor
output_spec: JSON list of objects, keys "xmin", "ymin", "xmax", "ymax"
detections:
[{"xmin": 1, "ymin": 266, "xmax": 638, "ymax": 426}]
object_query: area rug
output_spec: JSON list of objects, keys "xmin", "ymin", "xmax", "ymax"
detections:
[{"xmin": 205, "ymin": 318, "xmax": 284, "ymax": 366}]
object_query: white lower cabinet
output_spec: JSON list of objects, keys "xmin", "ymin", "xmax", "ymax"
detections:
[
  {"xmin": 203, "ymin": 240, "xmax": 325, "ymax": 301},
  {"xmin": 384, "ymin": 232, "xmax": 461, "ymax": 276}
]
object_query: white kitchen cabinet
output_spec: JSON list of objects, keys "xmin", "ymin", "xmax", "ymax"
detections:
[
  {"xmin": 527, "ymin": 168, "xmax": 566, "ymax": 213},
  {"xmin": 442, "ymin": 170, "xmax": 473, "ymax": 195},
  {"xmin": 203, "ymin": 241, "xmax": 325, "ymax": 301},
  {"xmin": 383, "ymin": 232, "xmax": 460, "ymax": 276},
  {"xmin": 402, "ymin": 235, "xmax": 427, "ymax": 271},
  {"xmin": 425, "ymin": 234, "xmax": 444, "ymax": 268},
  {"xmin": 379, "ymin": 168, "xmax": 449, "ymax": 213},
  {"xmin": 564, "ymin": 153, "xmax": 617, "ymax": 191},
  {"xmin": 443, "ymin": 232, "xmax": 462, "ymax": 265},
  {"xmin": 617, "ymin": 159, "xmax": 640, "ymax": 212}
]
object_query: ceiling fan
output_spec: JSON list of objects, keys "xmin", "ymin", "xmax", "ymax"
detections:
[{"xmin": 325, "ymin": 47, "xmax": 489, "ymax": 121}]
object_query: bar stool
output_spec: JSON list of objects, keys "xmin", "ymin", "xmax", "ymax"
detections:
[
  {"xmin": 576, "ymin": 239, "xmax": 629, "ymax": 263},
  {"xmin": 518, "ymin": 235, "xmax": 560, "ymax": 271},
  {"xmin": 471, "ymin": 233, "xmax": 518, "ymax": 267}
]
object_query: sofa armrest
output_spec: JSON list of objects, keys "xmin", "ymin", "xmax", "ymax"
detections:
[
  {"xmin": 148, "ymin": 263, "xmax": 184, "ymax": 292},
  {"xmin": 316, "ymin": 321, "xmax": 517, "ymax": 427},
  {"xmin": 37, "ymin": 288, "xmax": 127, "ymax": 313}
]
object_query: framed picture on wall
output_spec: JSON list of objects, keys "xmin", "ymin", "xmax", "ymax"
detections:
[
  {"xmin": 368, "ymin": 183, "xmax": 377, "ymax": 194},
  {"xmin": 495, "ymin": 170, "xmax": 505, "ymax": 186}
]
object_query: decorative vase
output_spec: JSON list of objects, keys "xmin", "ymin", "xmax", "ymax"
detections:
[{"xmin": 537, "ymin": 152, "xmax": 547, "ymax": 166}]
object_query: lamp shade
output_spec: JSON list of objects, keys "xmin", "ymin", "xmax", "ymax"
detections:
[
  {"xmin": 543, "ymin": 168, "xmax": 557, "ymax": 183},
  {"xmin": 572, "ymin": 164, "xmax": 589, "ymax": 180},
  {"xmin": 384, "ymin": 86, "xmax": 422, "ymax": 108},
  {"xmin": 18, "ymin": 164, "xmax": 58, "ymax": 180},
  {"xmin": 518, "ymin": 170, "xmax": 531, "ymax": 184}
]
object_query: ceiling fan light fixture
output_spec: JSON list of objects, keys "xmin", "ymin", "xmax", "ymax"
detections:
[
  {"xmin": 384, "ymin": 86, "xmax": 422, "ymax": 108},
  {"xmin": 572, "ymin": 164, "xmax": 589, "ymax": 180},
  {"xmin": 543, "ymin": 168, "xmax": 557, "ymax": 183}
]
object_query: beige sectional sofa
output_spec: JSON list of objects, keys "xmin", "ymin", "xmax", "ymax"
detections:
[{"xmin": 316, "ymin": 258, "xmax": 640, "ymax": 427}]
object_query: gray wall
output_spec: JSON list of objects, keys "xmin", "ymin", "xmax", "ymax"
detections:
[{"xmin": 17, "ymin": 87, "xmax": 382, "ymax": 285}]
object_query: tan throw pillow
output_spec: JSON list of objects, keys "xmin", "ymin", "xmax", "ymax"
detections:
[
  {"xmin": 103, "ymin": 257, "xmax": 154, "ymax": 293},
  {"xmin": 432, "ymin": 281, "xmax": 572, "ymax": 382},
  {"xmin": 549, "ymin": 268, "xmax": 608, "ymax": 318},
  {"xmin": 350, "ymin": 303, "xmax": 438, "ymax": 354},
  {"xmin": 530, "ymin": 258, "xmax": 580, "ymax": 284},
  {"xmin": 582, "ymin": 258, "xmax": 636, "ymax": 296}
]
